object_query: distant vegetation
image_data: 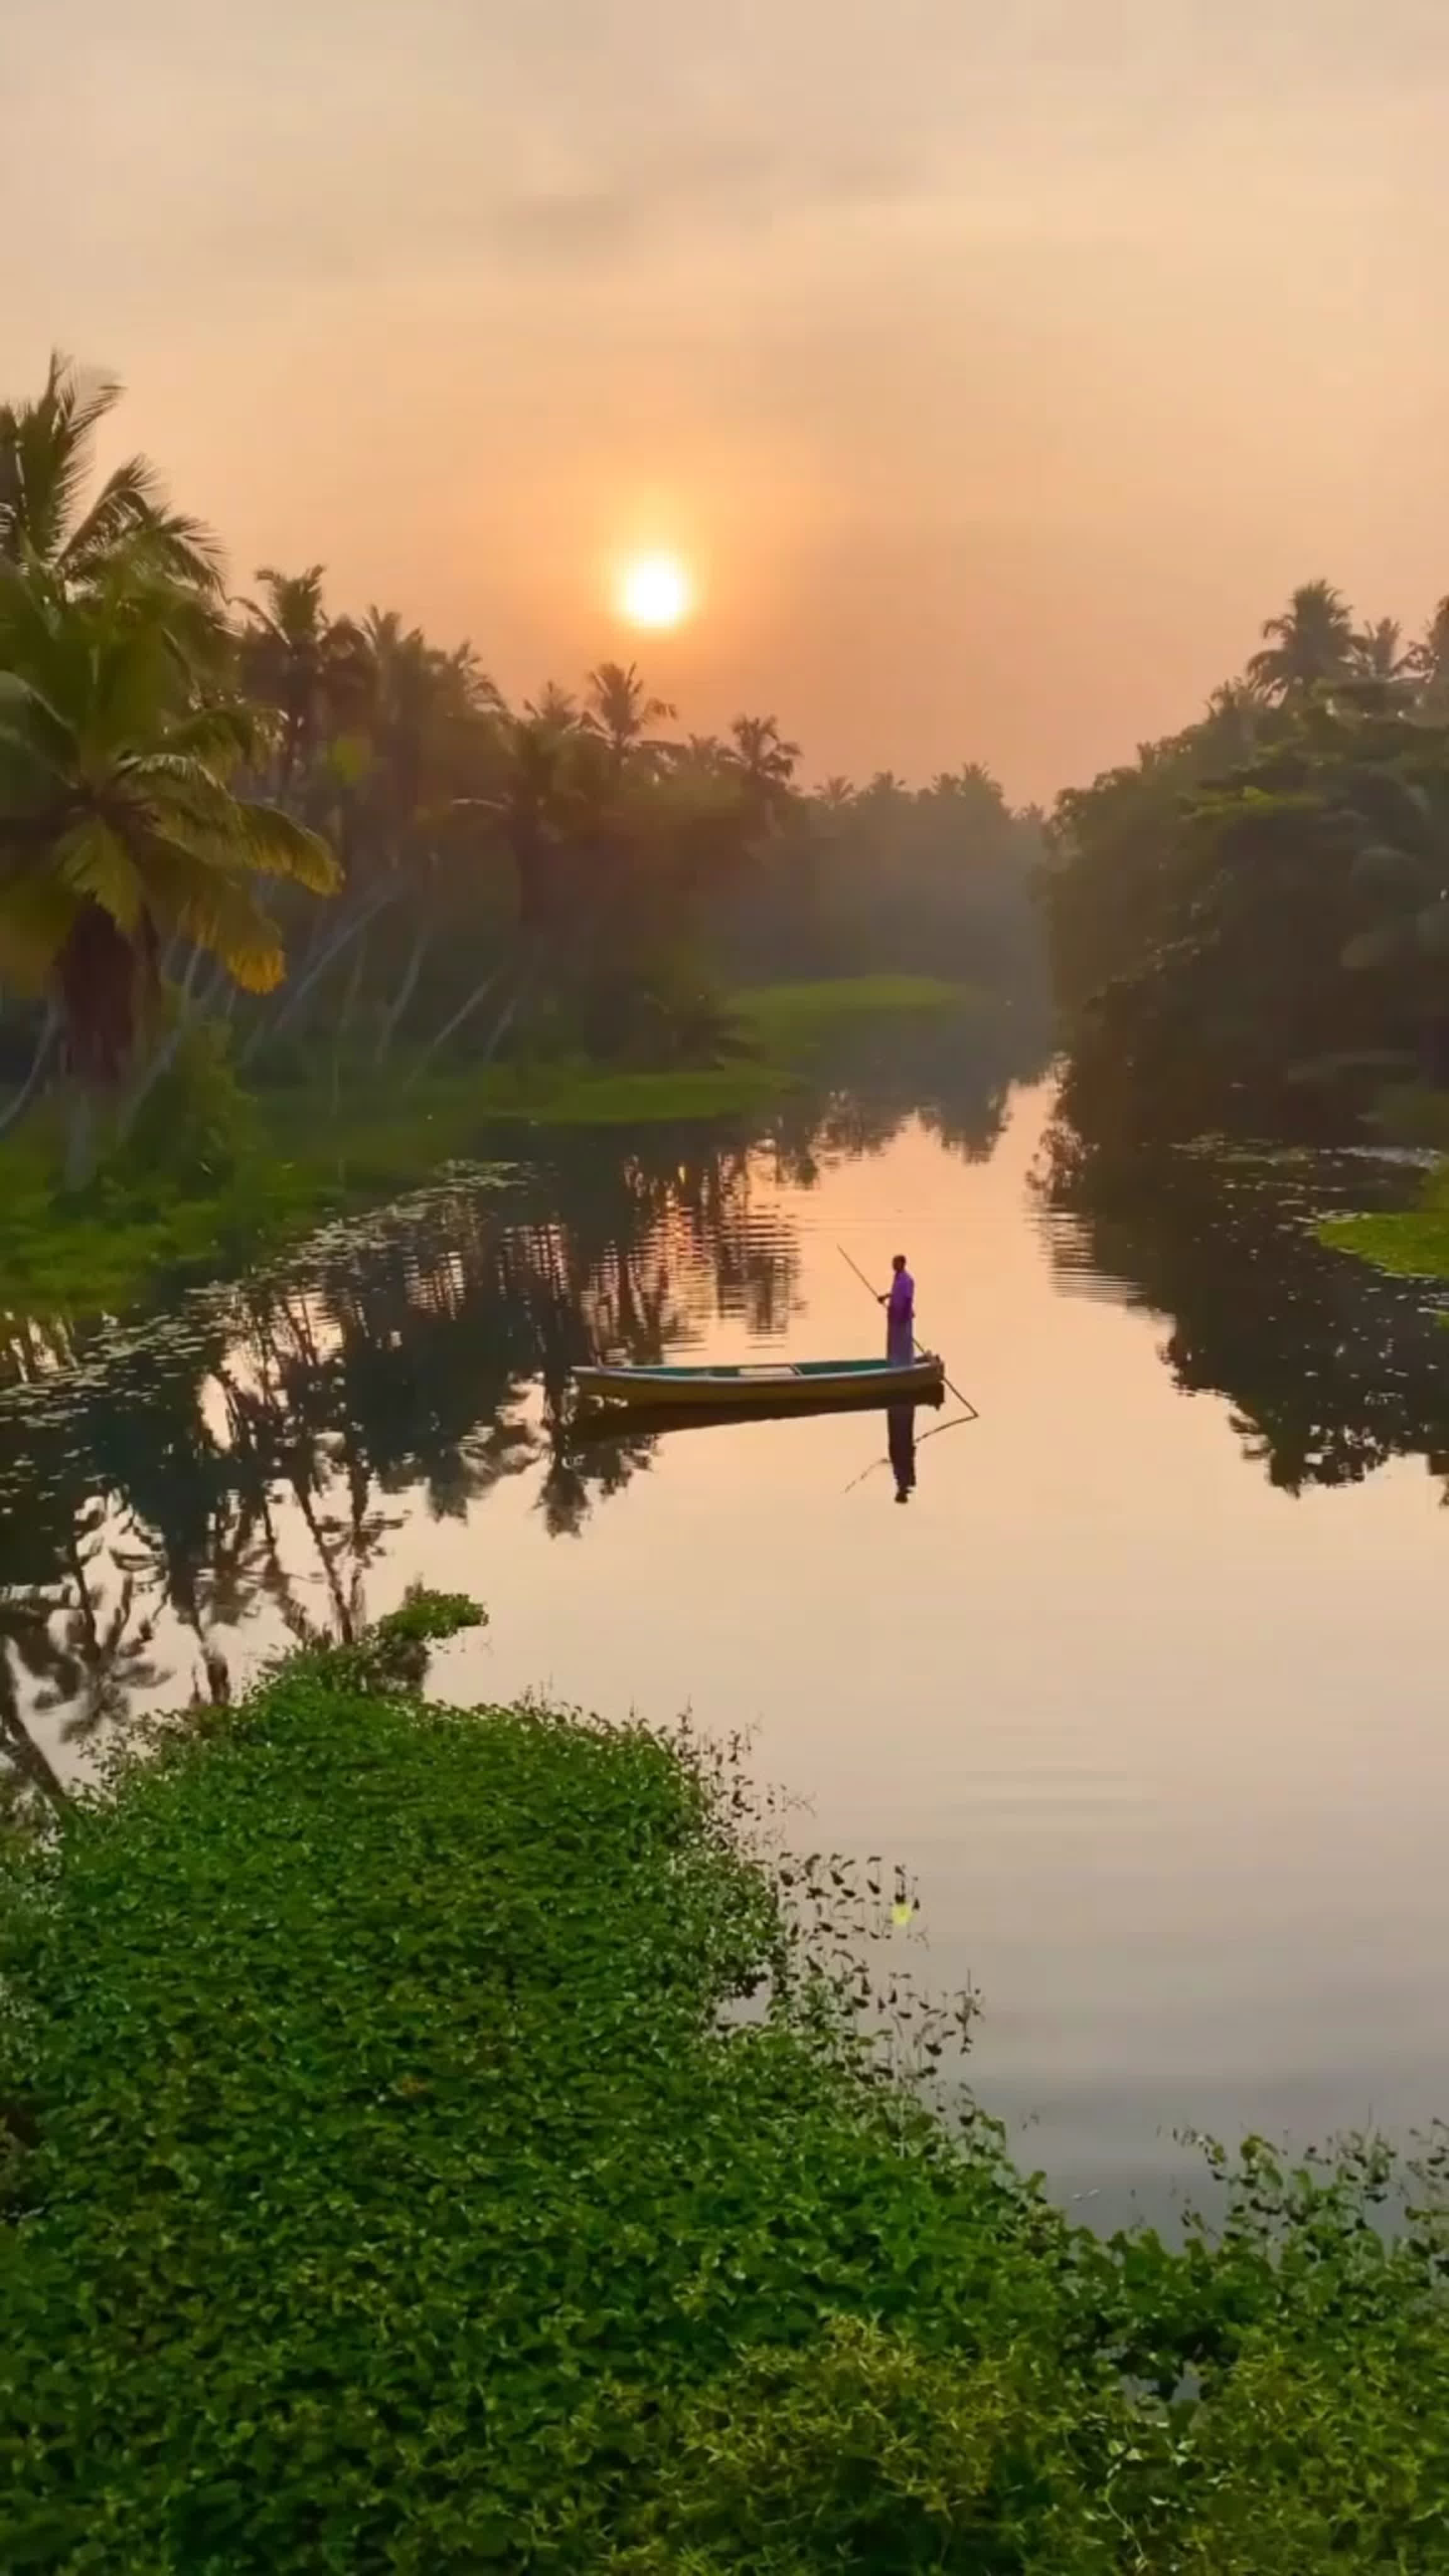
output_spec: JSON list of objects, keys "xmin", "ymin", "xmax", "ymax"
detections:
[
  {"xmin": 0, "ymin": 354, "xmax": 1045, "ymax": 1203},
  {"xmin": 1045, "ymin": 578, "xmax": 1449, "ymax": 1155}
]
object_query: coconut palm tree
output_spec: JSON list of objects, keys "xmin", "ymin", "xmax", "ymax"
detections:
[
  {"xmin": 1353, "ymin": 617, "xmax": 1410, "ymax": 684},
  {"xmin": 728, "ymin": 713, "xmax": 799, "ymax": 823},
  {"xmin": 238, "ymin": 566, "xmax": 375, "ymax": 797},
  {"xmin": 0, "ymin": 352, "xmax": 221, "ymax": 592},
  {"xmin": 0, "ymin": 559, "xmax": 338, "ymax": 1173},
  {"xmin": 1202, "ymin": 678, "xmax": 1272, "ymax": 762},
  {"xmin": 524, "ymin": 680, "xmax": 581, "ymax": 730},
  {"xmin": 670, "ymin": 733, "xmax": 731, "ymax": 777},
  {"xmin": 583, "ymin": 660, "xmax": 676, "ymax": 767},
  {"xmin": 1247, "ymin": 580, "xmax": 1358, "ymax": 701},
  {"xmin": 360, "ymin": 611, "xmax": 502, "ymax": 833}
]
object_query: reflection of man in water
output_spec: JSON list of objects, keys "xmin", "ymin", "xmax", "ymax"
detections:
[
  {"xmin": 887, "ymin": 1403, "xmax": 917, "ymax": 1504},
  {"xmin": 881, "ymin": 1253, "xmax": 915, "ymax": 1364}
]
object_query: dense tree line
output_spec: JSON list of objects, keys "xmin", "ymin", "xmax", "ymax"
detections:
[
  {"xmin": 1045, "ymin": 580, "xmax": 1449, "ymax": 1148},
  {"xmin": 720, "ymin": 763, "xmax": 1047, "ymax": 997},
  {"xmin": 0, "ymin": 356, "xmax": 1044, "ymax": 1182}
]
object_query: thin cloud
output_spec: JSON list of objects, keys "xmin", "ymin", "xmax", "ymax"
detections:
[{"xmin": 496, "ymin": 140, "xmax": 916, "ymax": 267}]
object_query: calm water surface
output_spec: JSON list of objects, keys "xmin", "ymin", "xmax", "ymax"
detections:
[{"xmin": 4, "ymin": 1056, "xmax": 1448, "ymax": 2225}]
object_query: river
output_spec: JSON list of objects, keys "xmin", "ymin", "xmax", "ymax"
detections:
[{"xmin": 4, "ymin": 1043, "xmax": 1448, "ymax": 2228}]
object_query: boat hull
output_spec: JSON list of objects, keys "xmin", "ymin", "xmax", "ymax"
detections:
[
  {"xmin": 570, "ymin": 1380, "xmax": 945, "ymax": 1440},
  {"xmin": 572, "ymin": 1355, "xmax": 945, "ymax": 1412}
]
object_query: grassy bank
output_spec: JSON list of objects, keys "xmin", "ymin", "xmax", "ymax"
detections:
[
  {"xmin": 1319, "ymin": 1082, "xmax": 1449, "ymax": 1282},
  {"xmin": 733, "ymin": 972, "xmax": 965, "ymax": 1053},
  {"xmin": 0, "ymin": 977, "xmax": 968, "ymax": 1317},
  {"xmin": 3, "ymin": 1610, "xmax": 1448, "ymax": 2570},
  {"xmin": 1319, "ymin": 1163, "xmax": 1449, "ymax": 1284},
  {"xmin": 0, "ymin": 1084, "xmax": 499, "ymax": 1318}
]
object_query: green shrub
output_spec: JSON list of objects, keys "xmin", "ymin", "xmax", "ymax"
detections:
[
  {"xmin": 120, "ymin": 1019, "xmax": 258, "ymax": 1191},
  {"xmin": 604, "ymin": 2316, "xmax": 1133, "ymax": 2572}
]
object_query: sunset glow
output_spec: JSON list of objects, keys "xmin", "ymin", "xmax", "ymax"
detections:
[{"xmin": 618, "ymin": 553, "xmax": 692, "ymax": 631}]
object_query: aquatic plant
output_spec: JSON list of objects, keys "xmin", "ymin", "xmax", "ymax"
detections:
[{"xmin": 4, "ymin": 1606, "xmax": 1449, "ymax": 2567}]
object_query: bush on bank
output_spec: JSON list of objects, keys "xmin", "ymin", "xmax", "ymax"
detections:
[{"xmin": 2, "ymin": 1602, "xmax": 1448, "ymax": 2570}]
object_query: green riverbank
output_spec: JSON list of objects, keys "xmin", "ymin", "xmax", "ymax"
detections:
[
  {"xmin": 1318, "ymin": 1084, "xmax": 1449, "ymax": 1282},
  {"xmin": 1318, "ymin": 1154, "xmax": 1449, "ymax": 1285},
  {"xmin": 4, "ymin": 1603, "xmax": 1448, "ymax": 2571},
  {"xmin": 1319, "ymin": 1194, "xmax": 1449, "ymax": 1281},
  {"xmin": 0, "ymin": 977, "xmax": 964, "ymax": 1318}
]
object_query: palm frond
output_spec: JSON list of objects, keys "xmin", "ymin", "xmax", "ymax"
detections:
[
  {"xmin": 125, "ymin": 756, "xmax": 341, "ymax": 897},
  {"xmin": 42, "ymin": 350, "xmax": 123, "ymax": 450},
  {"xmin": 63, "ymin": 458, "xmax": 223, "ymax": 594},
  {"xmin": 221, "ymin": 799, "xmax": 341, "ymax": 895},
  {"xmin": 0, "ymin": 668, "xmax": 75, "ymax": 782},
  {"xmin": 0, "ymin": 355, "xmax": 125, "ymax": 568},
  {"xmin": 155, "ymin": 702, "xmax": 261, "ymax": 768},
  {"xmin": 51, "ymin": 819, "xmax": 146, "ymax": 932},
  {"xmin": 133, "ymin": 833, "xmax": 287, "ymax": 991}
]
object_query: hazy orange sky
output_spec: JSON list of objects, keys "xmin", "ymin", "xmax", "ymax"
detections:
[{"xmin": 8, "ymin": 0, "xmax": 1449, "ymax": 801}]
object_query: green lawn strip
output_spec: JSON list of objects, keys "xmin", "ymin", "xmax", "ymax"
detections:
[
  {"xmin": 3, "ymin": 1617, "xmax": 1448, "ymax": 2569},
  {"xmin": 734, "ymin": 973, "xmax": 969, "ymax": 1058}
]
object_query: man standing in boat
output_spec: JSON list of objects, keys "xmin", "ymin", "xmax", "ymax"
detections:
[{"xmin": 880, "ymin": 1253, "xmax": 915, "ymax": 1365}]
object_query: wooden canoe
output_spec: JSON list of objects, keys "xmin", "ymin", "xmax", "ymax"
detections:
[{"xmin": 570, "ymin": 1354, "xmax": 945, "ymax": 1412}]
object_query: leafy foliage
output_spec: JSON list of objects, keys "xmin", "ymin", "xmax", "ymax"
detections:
[
  {"xmin": 4, "ymin": 1631, "xmax": 1449, "ymax": 2568},
  {"xmin": 1046, "ymin": 586, "xmax": 1449, "ymax": 1150},
  {"xmin": 0, "ymin": 350, "xmax": 221, "ymax": 594},
  {"xmin": 0, "ymin": 558, "xmax": 336, "ymax": 1114}
]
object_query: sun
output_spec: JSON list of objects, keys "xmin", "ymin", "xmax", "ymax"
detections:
[{"xmin": 618, "ymin": 552, "xmax": 692, "ymax": 631}]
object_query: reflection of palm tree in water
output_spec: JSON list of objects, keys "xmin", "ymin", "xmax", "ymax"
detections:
[
  {"xmin": 887, "ymin": 1404, "xmax": 917, "ymax": 1503},
  {"xmin": 0, "ymin": 1069, "xmax": 1026, "ymax": 1799},
  {"xmin": 0, "ymin": 1506, "xmax": 170, "ymax": 1816}
]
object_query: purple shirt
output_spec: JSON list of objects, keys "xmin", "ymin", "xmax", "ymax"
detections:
[
  {"xmin": 886, "ymin": 1270, "xmax": 915, "ymax": 1360},
  {"xmin": 888, "ymin": 1270, "xmax": 914, "ymax": 1326}
]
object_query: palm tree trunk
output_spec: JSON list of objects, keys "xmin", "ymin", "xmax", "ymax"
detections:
[
  {"xmin": 242, "ymin": 885, "xmax": 397, "ymax": 1067},
  {"xmin": 374, "ymin": 924, "xmax": 433, "ymax": 1065},
  {"xmin": 477, "ymin": 981, "xmax": 528, "ymax": 1067},
  {"xmin": 116, "ymin": 954, "xmax": 222, "ymax": 1141},
  {"xmin": 62, "ymin": 1089, "xmax": 96, "ymax": 1192},
  {"xmin": 330, "ymin": 932, "xmax": 369, "ymax": 1111},
  {"xmin": 0, "ymin": 1007, "xmax": 60, "ymax": 1141},
  {"xmin": 403, "ymin": 970, "xmax": 506, "ymax": 1089}
]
